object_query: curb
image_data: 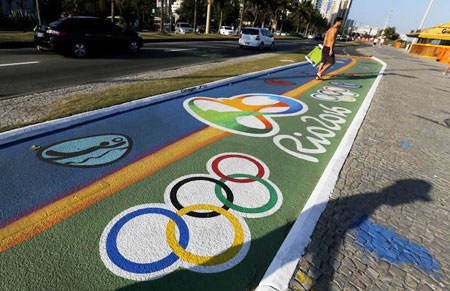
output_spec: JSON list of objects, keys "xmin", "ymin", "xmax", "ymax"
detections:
[
  {"xmin": 0, "ymin": 37, "xmax": 300, "ymax": 49},
  {"xmin": 0, "ymin": 60, "xmax": 307, "ymax": 147},
  {"xmin": 256, "ymin": 56, "xmax": 388, "ymax": 291}
]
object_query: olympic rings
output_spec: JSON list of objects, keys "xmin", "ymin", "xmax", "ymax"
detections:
[
  {"xmin": 210, "ymin": 153, "xmax": 266, "ymax": 183},
  {"xmin": 105, "ymin": 207, "xmax": 189, "ymax": 273},
  {"xmin": 100, "ymin": 152, "xmax": 282, "ymax": 281},
  {"xmin": 330, "ymin": 81, "xmax": 362, "ymax": 89},
  {"xmin": 169, "ymin": 176, "xmax": 234, "ymax": 218},
  {"xmin": 215, "ymin": 174, "xmax": 278, "ymax": 214},
  {"xmin": 311, "ymin": 85, "xmax": 358, "ymax": 103},
  {"xmin": 166, "ymin": 204, "xmax": 244, "ymax": 266}
]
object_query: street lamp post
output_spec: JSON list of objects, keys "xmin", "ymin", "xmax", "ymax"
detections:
[{"xmin": 418, "ymin": 0, "xmax": 435, "ymax": 30}]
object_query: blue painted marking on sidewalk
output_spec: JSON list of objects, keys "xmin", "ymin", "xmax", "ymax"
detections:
[{"xmin": 354, "ymin": 219, "xmax": 441, "ymax": 277}]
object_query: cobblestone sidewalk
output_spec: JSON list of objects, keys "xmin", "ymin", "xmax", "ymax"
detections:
[{"xmin": 289, "ymin": 46, "xmax": 450, "ymax": 291}]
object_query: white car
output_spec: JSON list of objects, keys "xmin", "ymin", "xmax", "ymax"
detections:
[
  {"xmin": 175, "ymin": 23, "xmax": 193, "ymax": 34},
  {"xmin": 219, "ymin": 26, "xmax": 234, "ymax": 35},
  {"xmin": 239, "ymin": 27, "xmax": 274, "ymax": 50},
  {"xmin": 307, "ymin": 34, "xmax": 315, "ymax": 39}
]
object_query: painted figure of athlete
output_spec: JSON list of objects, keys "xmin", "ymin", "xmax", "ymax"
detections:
[{"xmin": 316, "ymin": 17, "xmax": 343, "ymax": 80}]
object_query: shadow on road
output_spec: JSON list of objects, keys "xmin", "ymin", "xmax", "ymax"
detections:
[{"xmin": 116, "ymin": 179, "xmax": 432, "ymax": 291}]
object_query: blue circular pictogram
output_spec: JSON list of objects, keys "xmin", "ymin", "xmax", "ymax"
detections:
[{"xmin": 106, "ymin": 207, "xmax": 189, "ymax": 274}]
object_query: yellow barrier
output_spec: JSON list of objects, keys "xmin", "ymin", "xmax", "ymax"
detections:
[{"xmin": 409, "ymin": 43, "xmax": 449, "ymax": 59}]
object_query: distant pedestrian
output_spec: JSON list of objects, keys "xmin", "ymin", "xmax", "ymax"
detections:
[
  {"xmin": 373, "ymin": 38, "xmax": 378, "ymax": 47},
  {"xmin": 380, "ymin": 38, "xmax": 385, "ymax": 48},
  {"xmin": 316, "ymin": 17, "xmax": 343, "ymax": 80}
]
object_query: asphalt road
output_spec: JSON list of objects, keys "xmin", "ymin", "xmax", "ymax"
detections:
[{"xmin": 0, "ymin": 39, "xmax": 319, "ymax": 98}]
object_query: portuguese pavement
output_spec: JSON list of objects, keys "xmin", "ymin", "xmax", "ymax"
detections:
[
  {"xmin": 0, "ymin": 50, "xmax": 391, "ymax": 291},
  {"xmin": 289, "ymin": 47, "xmax": 450, "ymax": 290}
]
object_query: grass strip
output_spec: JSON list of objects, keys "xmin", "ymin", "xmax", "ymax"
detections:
[
  {"xmin": 0, "ymin": 51, "xmax": 306, "ymax": 133},
  {"xmin": 0, "ymin": 31, "xmax": 299, "ymax": 43},
  {"xmin": 0, "ymin": 32, "xmax": 34, "ymax": 42}
]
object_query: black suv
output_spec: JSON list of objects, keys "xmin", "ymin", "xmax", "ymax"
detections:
[{"xmin": 34, "ymin": 16, "xmax": 143, "ymax": 57}]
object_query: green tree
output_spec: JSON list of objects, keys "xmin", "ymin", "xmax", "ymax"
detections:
[{"xmin": 381, "ymin": 26, "xmax": 399, "ymax": 40}]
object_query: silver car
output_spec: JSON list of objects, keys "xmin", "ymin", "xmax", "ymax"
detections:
[
  {"xmin": 175, "ymin": 23, "xmax": 193, "ymax": 34},
  {"xmin": 239, "ymin": 27, "xmax": 275, "ymax": 50}
]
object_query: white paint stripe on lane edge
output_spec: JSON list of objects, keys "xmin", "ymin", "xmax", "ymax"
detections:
[
  {"xmin": 0, "ymin": 61, "xmax": 40, "ymax": 67},
  {"xmin": 256, "ymin": 56, "xmax": 388, "ymax": 291}
]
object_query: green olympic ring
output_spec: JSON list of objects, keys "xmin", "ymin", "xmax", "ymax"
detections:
[{"xmin": 214, "ymin": 174, "xmax": 278, "ymax": 214}]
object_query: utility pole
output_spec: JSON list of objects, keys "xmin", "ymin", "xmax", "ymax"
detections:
[
  {"xmin": 205, "ymin": 0, "xmax": 212, "ymax": 34},
  {"xmin": 193, "ymin": 0, "xmax": 197, "ymax": 32},
  {"xmin": 381, "ymin": 9, "xmax": 392, "ymax": 35},
  {"xmin": 160, "ymin": 0, "xmax": 164, "ymax": 32},
  {"xmin": 418, "ymin": 0, "xmax": 434, "ymax": 30},
  {"xmin": 35, "ymin": 0, "xmax": 42, "ymax": 25}
]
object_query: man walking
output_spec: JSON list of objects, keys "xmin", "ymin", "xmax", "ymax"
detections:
[{"xmin": 316, "ymin": 17, "xmax": 343, "ymax": 80}]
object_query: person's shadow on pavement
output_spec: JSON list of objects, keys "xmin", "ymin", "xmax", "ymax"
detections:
[
  {"xmin": 295, "ymin": 179, "xmax": 433, "ymax": 290},
  {"xmin": 118, "ymin": 179, "xmax": 433, "ymax": 291}
]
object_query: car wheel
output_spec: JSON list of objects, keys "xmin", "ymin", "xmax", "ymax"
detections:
[
  {"xmin": 130, "ymin": 40, "xmax": 140, "ymax": 53},
  {"xmin": 258, "ymin": 43, "xmax": 264, "ymax": 51},
  {"xmin": 72, "ymin": 42, "xmax": 87, "ymax": 58},
  {"xmin": 270, "ymin": 42, "xmax": 275, "ymax": 50}
]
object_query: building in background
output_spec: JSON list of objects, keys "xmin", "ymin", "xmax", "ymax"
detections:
[
  {"xmin": 319, "ymin": 0, "xmax": 330, "ymax": 18},
  {"xmin": 327, "ymin": 0, "xmax": 352, "ymax": 25},
  {"xmin": 354, "ymin": 25, "xmax": 379, "ymax": 36}
]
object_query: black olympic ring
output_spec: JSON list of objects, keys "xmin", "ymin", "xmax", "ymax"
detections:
[{"xmin": 169, "ymin": 176, "xmax": 234, "ymax": 218}]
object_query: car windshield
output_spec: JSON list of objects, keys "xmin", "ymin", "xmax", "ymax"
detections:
[
  {"xmin": 180, "ymin": 24, "xmax": 191, "ymax": 28},
  {"xmin": 48, "ymin": 19, "xmax": 65, "ymax": 29},
  {"xmin": 242, "ymin": 29, "xmax": 259, "ymax": 35},
  {"xmin": 223, "ymin": 26, "xmax": 232, "ymax": 30}
]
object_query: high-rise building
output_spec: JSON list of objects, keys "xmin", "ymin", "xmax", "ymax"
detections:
[
  {"xmin": 319, "ymin": 0, "xmax": 330, "ymax": 18},
  {"xmin": 326, "ymin": 0, "xmax": 352, "ymax": 25}
]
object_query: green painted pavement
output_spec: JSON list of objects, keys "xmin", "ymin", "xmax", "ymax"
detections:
[{"xmin": 0, "ymin": 58, "xmax": 383, "ymax": 291}]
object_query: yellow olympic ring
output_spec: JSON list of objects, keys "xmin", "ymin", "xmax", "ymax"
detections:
[{"xmin": 165, "ymin": 204, "xmax": 244, "ymax": 266}]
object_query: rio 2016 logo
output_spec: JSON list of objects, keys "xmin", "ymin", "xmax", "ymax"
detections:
[{"xmin": 183, "ymin": 93, "xmax": 308, "ymax": 137}]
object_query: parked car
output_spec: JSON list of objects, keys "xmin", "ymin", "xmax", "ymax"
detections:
[
  {"xmin": 239, "ymin": 27, "xmax": 274, "ymax": 50},
  {"xmin": 289, "ymin": 32, "xmax": 303, "ymax": 38},
  {"xmin": 219, "ymin": 26, "xmax": 235, "ymax": 35},
  {"xmin": 314, "ymin": 34, "xmax": 324, "ymax": 41},
  {"xmin": 307, "ymin": 34, "xmax": 315, "ymax": 39},
  {"xmin": 175, "ymin": 22, "xmax": 193, "ymax": 34},
  {"xmin": 196, "ymin": 25, "xmax": 217, "ymax": 33},
  {"xmin": 34, "ymin": 16, "xmax": 143, "ymax": 58}
]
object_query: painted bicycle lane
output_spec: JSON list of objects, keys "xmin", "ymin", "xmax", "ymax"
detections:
[{"xmin": 0, "ymin": 57, "xmax": 384, "ymax": 290}]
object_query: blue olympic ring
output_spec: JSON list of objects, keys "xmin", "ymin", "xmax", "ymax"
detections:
[{"xmin": 106, "ymin": 207, "xmax": 189, "ymax": 274}]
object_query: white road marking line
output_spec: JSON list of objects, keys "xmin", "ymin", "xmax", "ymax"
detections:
[
  {"xmin": 164, "ymin": 48, "xmax": 197, "ymax": 52},
  {"xmin": 0, "ymin": 61, "xmax": 40, "ymax": 67}
]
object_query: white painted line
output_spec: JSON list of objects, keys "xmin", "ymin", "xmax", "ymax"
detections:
[
  {"xmin": 0, "ymin": 61, "xmax": 40, "ymax": 67},
  {"xmin": 0, "ymin": 60, "xmax": 306, "ymax": 146},
  {"xmin": 164, "ymin": 48, "xmax": 197, "ymax": 52},
  {"xmin": 256, "ymin": 56, "xmax": 388, "ymax": 291}
]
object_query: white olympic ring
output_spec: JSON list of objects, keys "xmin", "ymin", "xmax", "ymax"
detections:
[{"xmin": 99, "ymin": 152, "xmax": 283, "ymax": 281}]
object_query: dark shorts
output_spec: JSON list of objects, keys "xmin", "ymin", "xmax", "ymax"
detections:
[{"xmin": 322, "ymin": 46, "xmax": 335, "ymax": 65}]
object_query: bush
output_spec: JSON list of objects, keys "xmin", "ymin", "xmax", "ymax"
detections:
[{"xmin": 0, "ymin": 9, "xmax": 38, "ymax": 31}]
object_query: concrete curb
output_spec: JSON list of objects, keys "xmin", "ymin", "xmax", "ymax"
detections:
[
  {"xmin": 256, "ymin": 56, "xmax": 388, "ymax": 291},
  {"xmin": 0, "ymin": 60, "xmax": 307, "ymax": 146}
]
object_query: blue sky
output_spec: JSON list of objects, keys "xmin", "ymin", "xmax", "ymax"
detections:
[{"xmin": 346, "ymin": 0, "xmax": 450, "ymax": 34}]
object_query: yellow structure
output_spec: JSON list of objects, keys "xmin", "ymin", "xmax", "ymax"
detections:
[{"xmin": 407, "ymin": 21, "xmax": 450, "ymax": 59}]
